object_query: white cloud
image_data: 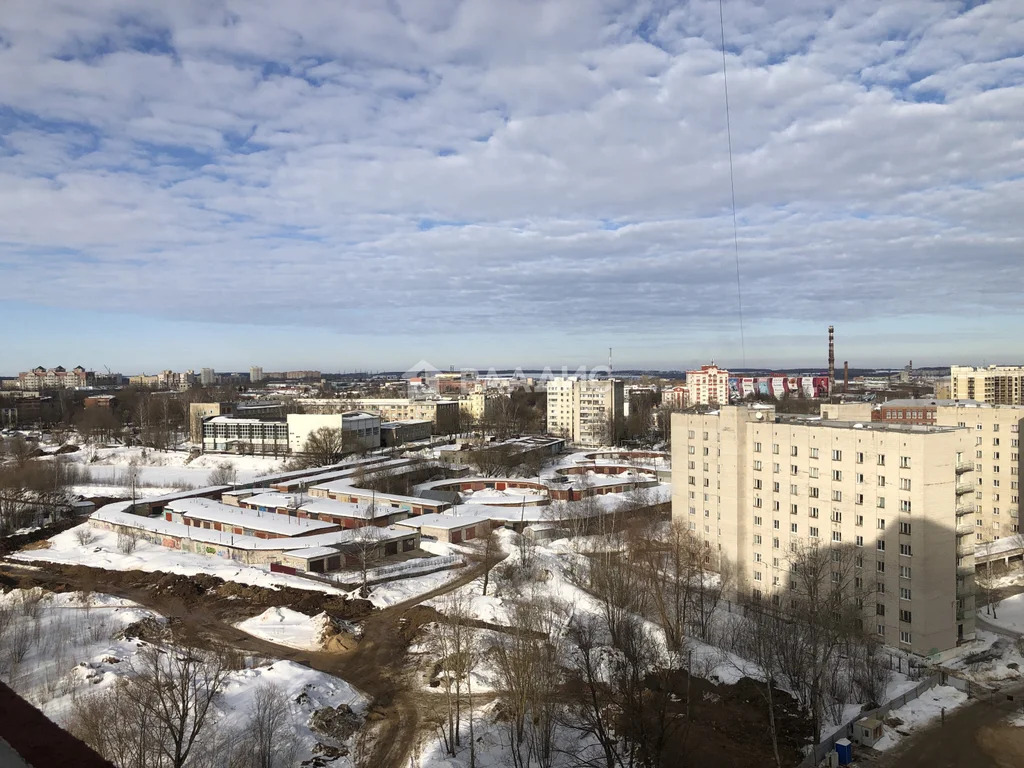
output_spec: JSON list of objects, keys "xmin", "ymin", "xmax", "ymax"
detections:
[{"xmin": 0, "ymin": 0, "xmax": 1021, "ymax": 364}]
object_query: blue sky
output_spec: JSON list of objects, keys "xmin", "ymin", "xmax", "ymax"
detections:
[{"xmin": 1, "ymin": 0, "xmax": 1022, "ymax": 375}]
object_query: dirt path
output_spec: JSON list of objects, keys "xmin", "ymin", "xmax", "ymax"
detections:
[
  {"xmin": 1, "ymin": 558, "xmax": 494, "ymax": 768},
  {"xmin": 869, "ymin": 681, "xmax": 1024, "ymax": 768}
]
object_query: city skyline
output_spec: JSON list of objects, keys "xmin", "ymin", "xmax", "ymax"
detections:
[{"xmin": 1, "ymin": 1, "xmax": 1022, "ymax": 368}]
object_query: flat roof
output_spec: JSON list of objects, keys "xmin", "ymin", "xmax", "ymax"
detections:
[
  {"xmin": 776, "ymin": 414, "xmax": 962, "ymax": 434},
  {"xmin": 167, "ymin": 498, "xmax": 337, "ymax": 535},
  {"xmin": 397, "ymin": 513, "xmax": 488, "ymax": 530}
]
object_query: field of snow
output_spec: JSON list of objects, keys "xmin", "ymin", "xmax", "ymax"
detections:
[
  {"xmin": 355, "ymin": 566, "xmax": 469, "ymax": 608},
  {"xmin": 872, "ymin": 685, "xmax": 969, "ymax": 751},
  {"xmin": 64, "ymin": 445, "xmax": 287, "ymax": 490},
  {"xmin": 0, "ymin": 588, "xmax": 366, "ymax": 766},
  {"xmin": 11, "ymin": 523, "xmax": 346, "ymax": 594},
  {"xmin": 983, "ymin": 593, "xmax": 1024, "ymax": 634},
  {"xmin": 236, "ymin": 607, "xmax": 330, "ymax": 651}
]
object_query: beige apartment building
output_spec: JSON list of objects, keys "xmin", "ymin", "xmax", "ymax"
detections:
[
  {"xmin": 829, "ymin": 400, "xmax": 1024, "ymax": 546},
  {"xmin": 546, "ymin": 377, "xmax": 624, "ymax": 447},
  {"xmin": 950, "ymin": 365, "xmax": 1024, "ymax": 405},
  {"xmin": 685, "ymin": 364, "xmax": 731, "ymax": 405},
  {"xmin": 298, "ymin": 397, "xmax": 459, "ymax": 435},
  {"xmin": 671, "ymin": 405, "xmax": 975, "ymax": 655}
]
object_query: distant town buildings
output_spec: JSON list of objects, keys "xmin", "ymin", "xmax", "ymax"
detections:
[
  {"xmin": 685, "ymin": 364, "xmax": 730, "ymax": 405},
  {"xmin": 129, "ymin": 370, "xmax": 197, "ymax": 391},
  {"xmin": 661, "ymin": 385, "xmax": 689, "ymax": 410},
  {"xmin": 546, "ymin": 377, "xmax": 624, "ymax": 447},
  {"xmin": 249, "ymin": 366, "xmax": 264, "ymax": 383},
  {"xmin": 950, "ymin": 365, "xmax": 1024, "ymax": 405},
  {"xmin": 298, "ymin": 397, "xmax": 460, "ymax": 435},
  {"xmin": 200, "ymin": 368, "xmax": 216, "ymax": 386},
  {"xmin": 17, "ymin": 365, "xmax": 94, "ymax": 390}
]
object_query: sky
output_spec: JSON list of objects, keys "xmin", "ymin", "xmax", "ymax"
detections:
[{"xmin": 0, "ymin": 0, "xmax": 1022, "ymax": 375}]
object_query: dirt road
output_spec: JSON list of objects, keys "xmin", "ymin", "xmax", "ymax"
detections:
[
  {"xmin": 870, "ymin": 681, "xmax": 1024, "ymax": 768},
  {"xmin": 1, "ymin": 559, "xmax": 493, "ymax": 768}
]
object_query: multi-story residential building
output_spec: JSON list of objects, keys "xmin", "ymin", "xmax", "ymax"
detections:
[
  {"xmin": 287, "ymin": 412, "xmax": 381, "ymax": 454},
  {"xmin": 129, "ymin": 370, "xmax": 196, "ymax": 391},
  {"xmin": 685, "ymin": 364, "xmax": 731, "ymax": 406},
  {"xmin": 545, "ymin": 377, "xmax": 624, "ymax": 447},
  {"xmin": 662, "ymin": 385, "xmax": 689, "ymax": 410},
  {"xmin": 200, "ymin": 368, "xmax": 216, "ymax": 386},
  {"xmin": 202, "ymin": 417, "xmax": 289, "ymax": 455},
  {"xmin": 671, "ymin": 404, "xmax": 975, "ymax": 654},
  {"xmin": 18, "ymin": 365, "xmax": 94, "ymax": 390},
  {"xmin": 298, "ymin": 398, "xmax": 459, "ymax": 435},
  {"xmin": 950, "ymin": 365, "xmax": 1024, "ymax": 405},
  {"xmin": 846, "ymin": 399, "xmax": 1023, "ymax": 546},
  {"xmin": 460, "ymin": 391, "xmax": 505, "ymax": 424},
  {"xmin": 249, "ymin": 366, "xmax": 264, "ymax": 383}
]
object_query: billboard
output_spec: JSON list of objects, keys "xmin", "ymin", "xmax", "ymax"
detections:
[{"xmin": 729, "ymin": 376, "xmax": 830, "ymax": 400}]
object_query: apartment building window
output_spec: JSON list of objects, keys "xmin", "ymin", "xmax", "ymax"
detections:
[
  {"xmin": 809, "ymin": 526, "xmax": 819, "ymax": 538},
  {"xmin": 791, "ymin": 465, "xmax": 799, "ymax": 476},
  {"xmin": 856, "ymin": 515, "xmax": 864, "ymax": 526},
  {"xmin": 832, "ymin": 490, "xmax": 843, "ymax": 502},
  {"xmin": 791, "ymin": 523, "xmax": 798, "ymax": 533},
  {"xmin": 810, "ymin": 507, "xmax": 820, "ymax": 518},
  {"xmin": 832, "ymin": 531, "xmax": 842, "ymax": 542},
  {"xmin": 832, "ymin": 470, "xmax": 842, "ymax": 481},
  {"xmin": 855, "ymin": 493, "xmax": 864, "ymax": 505},
  {"xmin": 876, "ymin": 604, "xmax": 885, "ymax": 616},
  {"xmin": 856, "ymin": 452, "xmax": 864, "ymax": 464},
  {"xmin": 878, "ymin": 518, "xmax": 886, "ymax": 530},
  {"xmin": 753, "ymin": 460, "xmax": 762, "ymax": 470},
  {"xmin": 773, "ymin": 576, "xmax": 780, "ymax": 586},
  {"xmin": 856, "ymin": 535, "xmax": 864, "ymax": 546},
  {"xmin": 773, "ymin": 520, "xmax": 780, "ymax": 529},
  {"xmin": 878, "ymin": 476, "xmax": 886, "ymax": 487},
  {"xmin": 753, "ymin": 478, "xmax": 762, "ymax": 490},
  {"xmin": 810, "ymin": 487, "xmax": 820, "ymax": 498},
  {"xmin": 790, "ymin": 483, "xmax": 798, "ymax": 495},
  {"xmin": 855, "ymin": 556, "xmax": 864, "ymax": 568},
  {"xmin": 773, "ymin": 463, "xmax": 780, "ymax": 474},
  {"xmin": 856, "ymin": 473, "xmax": 864, "ymax": 484},
  {"xmin": 810, "ymin": 467, "xmax": 819, "ymax": 479},
  {"xmin": 772, "ymin": 501, "xmax": 780, "ymax": 512},
  {"xmin": 754, "ymin": 534, "xmax": 762, "ymax": 544},
  {"xmin": 831, "ymin": 550, "xmax": 842, "ymax": 562},
  {"xmin": 772, "ymin": 443, "xmax": 779, "ymax": 454},
  {"xmin": 688, "ymin": 430, "xmax": 695, "ymax": 439},
  {"xmin": 831, "ymin": 572, "xmax": 841, "ymax": 583},
  {"xmin": 994, "ymin": 465, "xmax": 1000, "ymax": 473},
  {"xmin": 831, "ymin": 510, "xmax": 842, "ymax": 523},
  {"xmin": 772, "ymin": 557, "xmax": 779, "ymax": 567},
  {"xmin": 810, "ymin": 448, "xmax": 819, "ymax": 459},
  {"xmin": 877, "ymin": 581, "xmax": 886, "ymax": 594},
  {"xmin": 703, "ymin": 478, "xmax": 710, "ymax": 487},
  {"xmin": 900, "ymin": 631, "xmax": 911, "ymax": 644},
  {"xmin": 877, "ymin": 624, "xmax": 886, "ymax": 637},
  {"xmin": 688, "ymin": 446, "xmax": 695, "ymax": 454},
  {"xmin": 703, "ymin": 432, "xmax": 709, "ymax": 440},
  {"xmin": 878, "ymin": 455, "xmax": 886, "ymax": 466},
  {"xmin": 791, "ymin": 446, "xmax": 799, "ymax": 457},
  {"xmin": 877, "ymin": 540, "xmax": 886, "ymax": 551},
  {"xmin": 900, "ymin": 587, "xmax": 912, "ymax": 600},
  {"xmin": 688, "ymin": 475, "xmax": 696, "ymax": 486},
  {"xmin": 900, "ymin": 478, "xmax": 911, "ymax": 491},
  {"xmin": 773, "ymin": 537, "xmax": 780, "ymax": 549},
  {"xmin": 703, "ymin": 447, "xmax": 710, "ymax": 456},
  {"xmin": 791, "ymin": 504, "xmax": 799, "ymax": 515},
  {"xmin": 900, "ymin": 610, "xmax": 912, "ymax": 623},
  {"xmin": 689, "ymin": 506, "xmax": 696, "ymax": 515},
  {"xmin": 976, "ymin": 450, "xmax": 983, "ymax": 459},
  {"xmin": 773, "ymin": 481, "xmax": 780, "ymax": 493},
  {"xmin": 900, "ymin": 568, "xmax": 911, "ymax": 583},
  {"xmin": 877, "ymin": 561, "xmax": 885, "ymax": 573},
  {"xmin": 899, "ymin": 544, "xmax": 912, "ymax": 557},
  {"xmin": 754, "ymin": 441, "xmax": 761, "ymax": 452},
  {"xmin": 753, "ymin": 571, "xmax": 763, "ymax": 582},
  {"xmin": 899, "ymin": 522, "xmax": 912, "ymax": 535},
  {"xmin": 754, "ymin": 515, "xmax": 762, "ymax": 526},
  {"xmin": 877, "ymin": 497, "xmax": 886, "ymax": 509},
  {"xmin": 900, "ymin": 500, "xmax": 912, "ymax": 513},
  {"xmin": 832, "ymin": 450, "xmax": 842, "ymax": 461},
  {"xmin": 900, "ymin": 456, "xmax": 911, "ymax": 469},
  {"xmin": 994, "ymin": 437, "xmax": 1001, "ymax": 446},
  {"xmin": 754, "ymin": 552, "xmax": 762, "ymax": 563}
]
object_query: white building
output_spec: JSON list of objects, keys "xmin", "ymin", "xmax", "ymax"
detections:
[
  {"xmin": 950, "ymin": 365, "xmax": 1024, "ymax": 405},
  {"xmin": 250, "ymin": 366, "xmax": 264, "ymax": 383},
  {"xmin": 200, "ymin": 368, "xmax": 216, "ymax": 386},
  {"xmin": 287, "ymin": 412, "xmax": 381, "ymax": 454},
  {"xmin": 685, "ymin": 364, "xmax": 731, "ymax": 405},
  {"xmin": 545, "ymin": 377, "xmax": 624, "ymax": 447},
  {"xmin": 202, "ymin": 416, "xmax": 289, "ymax": 455}
]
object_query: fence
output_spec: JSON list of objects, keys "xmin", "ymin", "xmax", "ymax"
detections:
[
  {"xmin": 293, "ymin": 554, "xmax": 465, "ymax": 590},
  {"xmin": 800, "ymin": 672, "xmax": 943, "ymax": 767}
]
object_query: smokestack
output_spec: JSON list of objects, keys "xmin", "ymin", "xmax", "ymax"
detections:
[
  {"xmin": 609, "ymin": 347, "xmax": 613, "ymax": 376},
  {"xmin": 843, "ymin": 361, "xmax": 849, "ymax": 394},
  {"xmin": 828, "ymin": 325, "xmax": 835, "ymax": 395}
]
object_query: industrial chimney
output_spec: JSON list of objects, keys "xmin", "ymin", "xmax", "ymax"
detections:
[
  {"xmin": 828, "ymin": 326, "xmax": 835, "ymax": 395},
  {"xmin": 843, "ymin": 361, "xmax": 849, "ymax": 394}
]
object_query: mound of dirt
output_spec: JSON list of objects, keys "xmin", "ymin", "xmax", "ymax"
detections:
[{"xmin": 309, "ymin": 704, "xmax": 362, "ymax": 742}]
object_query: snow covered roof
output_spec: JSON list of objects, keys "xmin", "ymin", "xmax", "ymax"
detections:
[
  {"xmin": 168, "ymin": 498, "xmax": 336, "ymax": 535},
  {"xmin": 397, "ymin": 513, "xmax": 488, "ymax": 530},
  {"xmin": 138, "ymin": 486, "xmax": 232, "ymax": 505},
  {"xmin": 285, "ymin": 546, "xmax": 344, "ymax": 560}
]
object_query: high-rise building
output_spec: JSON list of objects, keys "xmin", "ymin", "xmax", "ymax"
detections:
[
  {"xmin": 249, "ymin": 366, "xmax": 264, "ymax": 383},
  {"xmin": 950, "ymin": 365, "xmax": 1024, "ymax": 405},
  {"xmin": 671, "ymin": 404, "xmax": 975, "ymax": 654},
  {"xmin": 17, "ymin": 365, "xmax": 94, "ymax": 390},
  {"xmin": 685, "ymin": 364, "xmax": 731, "ymax": 405},
  {"xmin": 545, "ymin": 377, "xmax": 623, "ymax": 447},
  {"xmin": 200, "ymin": 368, "xmax": 216, "ymax": 386}
]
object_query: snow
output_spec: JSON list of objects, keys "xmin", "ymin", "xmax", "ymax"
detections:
[
  {"xmin": 11, "ymin": 524, "xmax": 346, "ymax": 594},
  {"xmin": 235, "ymin": 608, "xmax": 330, "ymax": 651},
  {"xmin": 981, "ymin": 593, "xmax": 1024, "ymax": 634},
  {"xmin": 872, "ymin": 685, "xmax": 969, "ymax": 751},
  {"xmin": 356, "ymin": 566, "xmax": 468, "ymax": 608},
  {"xmin": 0, "ymin": 589, "xmax": 366, "ymax": 765}
]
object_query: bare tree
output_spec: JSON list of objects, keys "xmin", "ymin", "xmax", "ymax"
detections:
[
  {"xmin": 117, "ymin": 528, "xmax": 141, "ymax": 554},
  {"xmin": 240, "ymin": 681, "xmax": 296, "ymax": 768},
  {"xmin": 349, "ymin": 526, "xmax": 386, "ymax": 597},
  {"xmin": 207, "ymin": 461, "xmax": 237, "ymax": 487},
  {"xmin": 479, "ymin": 528, "xmax": 503, "ymax": 597},
  {"xmin": 299, "ymin": 426, "xmax": 347, "ymax": 468}
]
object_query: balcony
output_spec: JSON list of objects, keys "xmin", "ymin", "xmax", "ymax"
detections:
[
  {"xmin": 956, "ymin": 523, "xmax": 975, "ymax": 536},
  {"xmin": 955, "ymin": 483, "xmax": 974, "ymax": 496},
  {"xmin": 955, "ymin": 461, "xmax": 974, "ymax": 474},
  {"xmin": 956, "ymin": 503, "xmax": 976, "ymax": 516},
  {"xmin": 957, "ymin": 564, "xmax": 974, "ymax": 578},
  {"xmin": 957, "ymin": 542, "xmax": 976, "ymax": 559}
]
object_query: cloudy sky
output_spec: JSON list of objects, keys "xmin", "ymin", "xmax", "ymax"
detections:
[{"xmin": 1, "ymin": 0, "xmax": 1021, "ymax": 374}]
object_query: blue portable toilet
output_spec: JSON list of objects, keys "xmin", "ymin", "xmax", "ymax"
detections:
[{"xmin": 835, "ymin": 738, "xmax": 853, "ymax": 766}]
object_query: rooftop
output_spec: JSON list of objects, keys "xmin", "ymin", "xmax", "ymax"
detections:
[
  {"xmin": 397, "ymin": 512, "xmax": 489, "ymax": 529},
  {"xmin": 167, "ymin": 498, "xmax": 337, "ymax": 535}
]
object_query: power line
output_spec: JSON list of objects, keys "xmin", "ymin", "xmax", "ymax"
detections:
[{"xmin": 719, "ymin": 0, "xmax": 746, "ymax": 367}]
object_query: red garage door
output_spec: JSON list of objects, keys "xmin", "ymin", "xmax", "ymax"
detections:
[{"xmin": 451, "ymin": 530, "xmax": 462, "ymax": 544}]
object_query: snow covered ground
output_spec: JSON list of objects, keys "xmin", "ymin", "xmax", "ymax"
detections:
[
  {"xmin": 355, "ymin": 566, "xmax": 469, "ymax": 608},
  {"xmin": 0, "ymin": 588, "xmax": 366, "ymax": 766},
  {"xmin": 983, "ymin": 593, "xmax": 1024, "ymax": 634},
  {"xmin": 872, "ymin": 685, "xmax": 969, "ymax": 750},
  {"xmin": 62, "ymin": 445, "xmax": 287, "ymax": 491},
  {"xmin": 10, "ymin": 523, "xmax": 345, "ymax": 594},
  {"xmin": 235, "ymin": 608, "xmax": 331, "ymax": 651}
]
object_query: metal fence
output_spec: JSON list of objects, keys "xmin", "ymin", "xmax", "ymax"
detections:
[
  {"xmin": 799, "ymin": 672, "xmax": 943, "ymax": 767},
  {"xmin": 293, "ymin": 554, "xmax": 465, "ymax": 590}
]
